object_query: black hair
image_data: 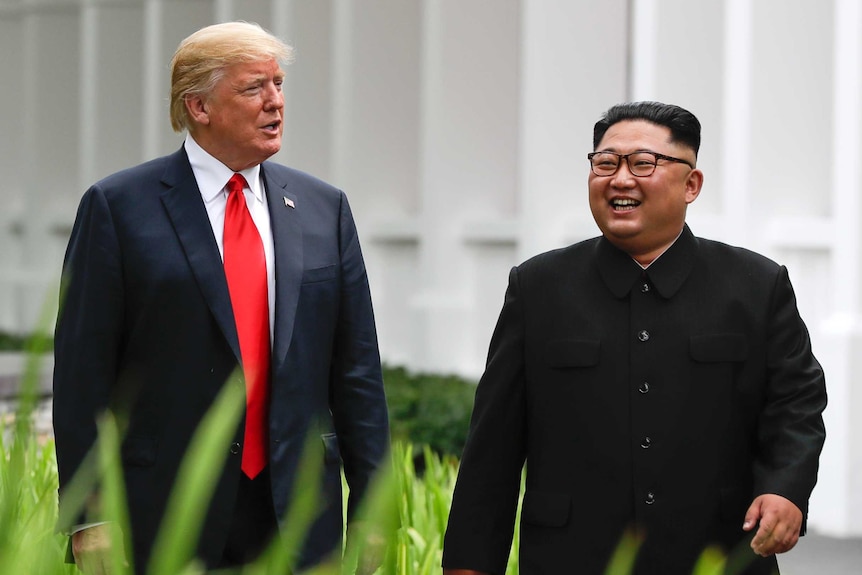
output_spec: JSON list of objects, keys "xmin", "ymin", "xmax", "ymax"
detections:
[{"xmin": 593, "ymin": 101, "xmax": 701, "ymax": 157}]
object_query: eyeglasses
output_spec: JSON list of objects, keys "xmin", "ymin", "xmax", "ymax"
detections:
[{"xmin": 587, "ymin": 151, "xmax": 694, "ymax": 177}]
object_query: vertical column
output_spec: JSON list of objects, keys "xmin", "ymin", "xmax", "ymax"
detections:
[
  {"xmin": 518, "ymin": 0, "xmax": 628, "ymax": 260},
  {"xmin": 630, "ymin": 0, "xmax": 658, "ymax": 101},
  {"xmin": 21, "ymin": 2, "xmax": 82, "ymax": 334},
  {"xmin": 627, "ymin": 0, "xmax": 727, "ymax": 230},
  {"xmin": 268, "ymin": 0, "xmax": 294, "ymax": 156},
  {"xmin": 815, "ymin": 0, "xmax": 862, "ymax": 538},
  {"xmin": 748, "ymin": 0, "xmax": 832, "ymax": 224},
  {"xmin": 87, "ymin": 1, "xmax": 146, "ymax": 180},
  {"xmin": 224, "ymin": 0, "xmax": 272, "ymax": 28},
  {"xmin": 142, "ymin": 0, "xmax": 164, "ymax": 160},
  {"xmin": 648, "ymin": 0, "xmax": 727, "ymax": 225},
  {"xmin": 156, "ymin": 0, "xmax": 213, "ymax": 154},
  {"xmin": 273, "ymin": 0, "xmax": 335, "ymax": 180},
  {"xmin": 214, "ymin": 0, "xmax": 232, "ymax": 22},
  {"xmin": 326, "ymin": 0, "xmax": 424, "ymax": 368},
  {"xmin": 412, "ymin": 0, "xmax": 521, "ymax": 374},
  {"xmin": 0, "ymin": 3, "xmax": 25, "ymax": 332},
  {"xmin": 79, "ymin": 0, "xmax": 98, "ymax": 190}
]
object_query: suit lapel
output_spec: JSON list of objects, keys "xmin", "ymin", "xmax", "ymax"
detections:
[
  {"xmin": 159, "ymin": 148, "xmax": 242, "ymax": 363},
  {"xmin": 262, "ymin": 163, "xmax": 303, "ymax": 372}
]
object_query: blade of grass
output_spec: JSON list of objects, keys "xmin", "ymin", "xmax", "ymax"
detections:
[
  {"xmin": 602, "ymin": 528, "xmax": 643, "ymax": 575},
  {"xmin": 96, "ymin": 412, "xmax": 133, "ymax": 575},
  {"xmin": 244, "ymin": 429, "xmax": 325, "ymax": 575},
  {"xmin": 691, "ymin": 545, "xmax": 726, "ymax": 575},
  {"xmin": 146, "ymin": 374, "xmax": 245, "ymax": 575}
]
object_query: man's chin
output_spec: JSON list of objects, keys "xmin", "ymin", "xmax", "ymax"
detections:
[
  {"xmin": 257, "ymin": 143, "xmax": 283, "ymax": 162},
  {"xmin": 599, "ymin": 223, "xmax": 641, "ymax": 243}
]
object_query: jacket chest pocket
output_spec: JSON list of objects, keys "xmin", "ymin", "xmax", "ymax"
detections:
[{"xmin": 689, "ymin": 333, "xmax": 749, "ymax": 394}]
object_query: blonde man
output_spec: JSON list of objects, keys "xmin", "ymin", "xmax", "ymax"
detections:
[{"xmin": 54, "ymin": 21, "xmax": 388, "ymax": 574}]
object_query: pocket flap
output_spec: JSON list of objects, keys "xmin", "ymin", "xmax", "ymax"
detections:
[
  {"xmin": 545, "ymin": 339, "xmax": 601, "ymax": 368},
  {"xmin": 302, "ymin": 264, "xmax": 337, "ymax": 284},
  {"xmin": 690, "ymin": 333, "xmax": 748, "ymax": 362},
  {"xmin": 521, "ymin": 490, "xmax": 571, "ymax": 527}
]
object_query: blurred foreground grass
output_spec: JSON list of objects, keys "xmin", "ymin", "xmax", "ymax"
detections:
[
  {"xmin": 0, "ymin": 423, "xmax": 476, "ymax": 574},
  {"xmin": 0, "ymin": 342, "xmax": 728, "ymax": 574},
  {"xmin": 0, "ymin": 409, "xmax": 729, "ymax": 575}
]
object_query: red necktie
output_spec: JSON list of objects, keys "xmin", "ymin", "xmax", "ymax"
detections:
[{"xmin": 223, "ymin": 173, "xmax": 270, "ymax": 479}]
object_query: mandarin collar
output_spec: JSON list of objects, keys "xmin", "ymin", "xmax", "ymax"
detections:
[{"xmin": 595, "ymin": 225, "xmax": 698, "ymax": 299}]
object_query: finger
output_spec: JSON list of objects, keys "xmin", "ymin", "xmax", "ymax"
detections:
[
  {"xmin": 742, "ymin": 498, "xmax": 763, "ymax": 532},
  {"xmin": 768, "ymin": 522, "xmax": 800, "ymax": 554},
  {"xmin": 78, "ymin": 553, "xmax": 93, "ymax": 575},
  {"xmin": 750, "ymin": 518, "xmax": 775, "ymax": 554}
]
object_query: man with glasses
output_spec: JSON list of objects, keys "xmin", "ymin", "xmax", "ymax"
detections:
[{"xmin": 442, "ymin": 102, "xmax": 826, "ymax": 575}]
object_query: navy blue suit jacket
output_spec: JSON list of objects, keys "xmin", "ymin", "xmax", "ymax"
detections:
[{"xmin": 53, "ymin": 147, "xmax": 389, "ymax": 572}]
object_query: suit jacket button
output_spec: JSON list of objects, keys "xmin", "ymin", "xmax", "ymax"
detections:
[
  {"xmin": 638, "ymin": 382, "xmax": 650, "ymax": 394},
  {"xmin": 641, "ymin": 282, "xmax": 651, "ymax": 293},
  {"xmin": 641, "ymin": 436, "xmax": 652, "ymax": 449},
  {"xmin": 637, "ymin": 330, "xmax": 650, "ymax": 342},
  {"xmin": 645, "ymin": 492, "xmax": 656, "ymax": 505},
  {"xmin": 230, "ymin": 442, "xmax": 241, "ymax": 455}
]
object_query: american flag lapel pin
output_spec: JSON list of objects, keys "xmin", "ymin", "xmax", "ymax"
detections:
[{"xmin": 283, "ymin": 197, "xmax": 295, "ymax": 209}]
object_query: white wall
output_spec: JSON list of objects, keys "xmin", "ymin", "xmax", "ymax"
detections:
[{"xmin": 0, "ymin": 0, "xmax": 858, "ymax": 537}]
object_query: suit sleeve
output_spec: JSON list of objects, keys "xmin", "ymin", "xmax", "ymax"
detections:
[
  {"xmin": 753, "ymin": 265, "xmax": 827, "ymax": 530},
  {"xmin": 442, "ymin": 266, "xmax": 527, "ymax": 575},
  {"xmin": 327, "ymin": 192, "xmax": 390, "ymax": 520},
  {"xmin": 53, "ymin": 185, "xmax": 125, "ymax": 527}
]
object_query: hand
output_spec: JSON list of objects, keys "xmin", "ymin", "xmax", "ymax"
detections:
[
  {"xmin": 71, "ymin": 523, "xmax": 129, "ymax": 575},
  {"xmin": 355, "ymin": 532, "xmax": 386, "ymax": 575},
  {"xmin": 742, "ymin": 493, "xmax": 803, "ymax": 557},
  {"xmin": 349, "ymin": 521, "xmax": 387, "ymax": 575}
]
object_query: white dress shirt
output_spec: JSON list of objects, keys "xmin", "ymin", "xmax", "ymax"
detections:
[{"xmin": 184, "ymin": 134, "xmax": 276, "ymax": 341}]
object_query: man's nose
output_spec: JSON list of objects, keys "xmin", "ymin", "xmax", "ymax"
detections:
[
  {"xmin": 264, "ymin": 84, "xmax": 284, "ymax": 110},
  {"xmin": 610, "ymin": 158, "xmax": 636, "ymax": 186}
]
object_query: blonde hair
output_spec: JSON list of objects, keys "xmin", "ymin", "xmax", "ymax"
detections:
[{"xmin": 169, "ymin": 21, "xmax": 294, "ymax": 133}]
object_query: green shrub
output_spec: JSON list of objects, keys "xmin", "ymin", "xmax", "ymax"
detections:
[
  {"xmin": 0, "ymin": 331, "xmax": 29, "ymax": 352},
  {"xmin": 383, "ymin": 365, "xmax": 476, "ymax": 459}
]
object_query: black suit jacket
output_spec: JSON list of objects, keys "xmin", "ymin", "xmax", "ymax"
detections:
[
  {"xmin": 53, "ymin": 147, "xmax": 389, "ymax": 572},
  {"xmin": 443, "ymin": 226, "xmax": 826, "ymax": 575}
]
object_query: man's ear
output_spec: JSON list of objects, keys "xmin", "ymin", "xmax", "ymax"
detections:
[
  {"xmin": 685, "ymin": 168, "xmax": 704, "ymax": 204},
  {"xmin": 184, "ymin": 94, "xmax": 210, "ymax": 126}
]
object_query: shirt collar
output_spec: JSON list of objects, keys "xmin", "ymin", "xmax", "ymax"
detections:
[
  {"xmin": 184, "ymin": 134, "xmax": 264, "ymax": 204},
  {"xmin": 596, "ymin": 225, "xmax": 698, "ymax": 299}
]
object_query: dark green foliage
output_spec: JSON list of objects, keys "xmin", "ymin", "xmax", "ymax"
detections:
[
  {"xmin": 383, "ymin": 365, "xmax": 477, "ymax": 459},
  {"xmin": 0, "ymin": 332, "xmax": 29, "ymax": 351},
  {"xmin": 0, "ymin": 331, "xmax": 53, "ymax": 352}
]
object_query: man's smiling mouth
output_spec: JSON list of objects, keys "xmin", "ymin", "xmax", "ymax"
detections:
[{"xmin": 611, "ymin": 198, "xmax": 640, "ymax": 211}]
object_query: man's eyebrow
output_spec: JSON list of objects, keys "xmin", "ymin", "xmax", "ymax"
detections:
[
  {"xmin": 597, "ymin": 148, "xmax": 660, "ymax": 154},
  {"xmin": 234, "ymin": 74, "xmax": 273, "ymax": 88}
]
